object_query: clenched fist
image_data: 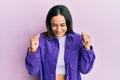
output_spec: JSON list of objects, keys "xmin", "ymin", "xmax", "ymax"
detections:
[
  {"xmin": 81, "ymin": 32, "xmax": 91, "ymax": 50},
  {"xmin": 29, "ymin": 34, "xmax": 40, "ymax": 52}
]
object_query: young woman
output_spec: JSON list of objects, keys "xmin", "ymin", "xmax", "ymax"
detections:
[{"xmin": 25, "ymin": 5, "xmax": 95, "ymax": 80}]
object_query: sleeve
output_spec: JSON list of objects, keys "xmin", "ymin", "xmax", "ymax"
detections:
[
  {"xmin": 78, "ymin": 36, "xmax": 96, "ymax": 74},
  {"xmin": 25, "ymin": 47, "xmax": 42, "ymax": 75}
]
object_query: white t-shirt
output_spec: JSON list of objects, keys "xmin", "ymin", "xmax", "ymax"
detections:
[{"xmin": 56, "ymin": 35, "xmax": 66, "ymax": 74}]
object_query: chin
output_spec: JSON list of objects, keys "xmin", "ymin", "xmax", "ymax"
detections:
[
  {"xmin": 56, "ymin": 35, "xmax": 64, "ymax": 38},
  {"xmin": 56, "ymin": 35, "xmax": 62, "ymax": 37}
]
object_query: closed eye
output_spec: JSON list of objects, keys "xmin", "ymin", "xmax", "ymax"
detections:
[
  {"xmin": 60, "ymin": 23, "xmax": 66, "ymax": 27},
  {"xmin": 51, "ymin": 23, "xmax": 57, "ymax": 27}
]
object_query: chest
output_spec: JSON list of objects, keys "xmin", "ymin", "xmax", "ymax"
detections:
[{"xmin": 40, "ymin": 38, "xmax": 80, "ymax": 63}]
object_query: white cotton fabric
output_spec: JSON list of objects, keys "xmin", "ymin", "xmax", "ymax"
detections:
[{"xmin": 56, "ymin": 35, "xmax": 66, "ymax": 74}]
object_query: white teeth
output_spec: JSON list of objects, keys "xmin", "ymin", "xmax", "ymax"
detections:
[
  {"xmin": 57, "ymin": 33, "xmax": 61, "ymax": 35},
  {"xmin": 56, "ymin": 32, "xmax": 62, "ymax": 35}
]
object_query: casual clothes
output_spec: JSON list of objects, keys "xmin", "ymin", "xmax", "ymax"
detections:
[{"xmin": 25, "ymin": 33, "xmax": 96, "ymax": 80}]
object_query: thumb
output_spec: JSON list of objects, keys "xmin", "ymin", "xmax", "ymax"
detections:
[
  {"xmin": 81, "ymin": 32, "xmax": 86, "ymax": 41},
  {"xmin": 81, "ymin": 32, "xmax": 85, "ymax": 37},
  {"xmin": 36, "ymin": 33, "xmax": 40, "ymax": 37}
]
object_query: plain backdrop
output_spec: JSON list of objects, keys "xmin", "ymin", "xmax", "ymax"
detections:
[{"xmin": 0, "ymin": 0, "xmax": 120, "ymax": 80}]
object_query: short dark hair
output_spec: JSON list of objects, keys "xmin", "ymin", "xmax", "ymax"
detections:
[{"xmin": 43, "ymin": 5, "xmax": 74, "ymax": 39}]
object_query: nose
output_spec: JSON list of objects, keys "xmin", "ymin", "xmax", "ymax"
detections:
[{"xmin": 56, "ymin": 26, "xmax": 61, "ymax": 31}]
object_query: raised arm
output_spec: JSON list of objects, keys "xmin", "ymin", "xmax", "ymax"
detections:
[
  {"xmin": 25, "ymin": 34, "xmax": 42, "ymax": 75},
  {"xmin": 78, "ymin": 32, "xmax": 96, "ymax": 74}
]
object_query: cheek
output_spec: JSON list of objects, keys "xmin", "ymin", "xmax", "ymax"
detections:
[
  {"xmin": 63, "ymin": 26, "xmax": 67, "ymax": 31},
  {"xmin": 51, "ymin": 27, "xmax": 56, "ymax": 32}
]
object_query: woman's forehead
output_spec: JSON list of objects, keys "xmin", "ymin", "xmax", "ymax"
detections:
[{"xmin": 51, "ymin": 15, "xmax": 66, "ymax": 24}]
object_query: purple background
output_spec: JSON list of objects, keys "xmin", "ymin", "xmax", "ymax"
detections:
[{"xmin": 0, "ymin": 0, "xmax": 120, "ymax": 80}]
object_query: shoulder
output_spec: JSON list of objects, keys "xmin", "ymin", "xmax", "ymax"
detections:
[
  {"xmin": 40, "ymin": 32, "xmax": 56, "ymax": 42},
  {"xmin": 38, "ymin": 33, "xmax": 48, "ymax": 45},
  {"xmin": 40, "ymin": 32, "xmax": 47, "ymax": 39},
  {"xmin": 40, "ymin": 32, "xmax": 50, "ymax": 40},
  {"xmin": 67, "ymin": 33, "xmax": 82, "ymax": 47},
  {"xmin": 68, "ymin": 32, "xmax": 82, "ymax": 41}
]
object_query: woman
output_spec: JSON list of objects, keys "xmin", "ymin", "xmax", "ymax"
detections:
[{"xmin": 25, "ymin": 5, "xmax": 95, "ymax": 80}]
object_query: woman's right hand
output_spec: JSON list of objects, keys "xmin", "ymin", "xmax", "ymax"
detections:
[{"xmin": 29, "ymin": 34, "xmax": 40, "ymax": 52}]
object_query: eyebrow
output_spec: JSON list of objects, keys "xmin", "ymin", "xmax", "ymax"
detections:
[
  {"xmin": 60, "ymin": 23, "xmax": 66, "ymax": 25},
  {"xmin": 51, "ymin": 23, "xmax": 66, "ymax": 25}
]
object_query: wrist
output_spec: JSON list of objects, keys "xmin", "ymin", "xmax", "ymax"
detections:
[
  {"xmin": 83, "ymin": 46, "xmax": 90, "ymax": 50},
  {"xmin": 29, "ymin": 47, "xmax": 38, "ymax": 53},
  {"xmin": 85, "ymin": 47, "xmax": 90, "ymax": 50}
]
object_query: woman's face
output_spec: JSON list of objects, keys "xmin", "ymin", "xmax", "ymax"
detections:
[{"xmin": 51, "ymin": 14, "xmax": 67, "ymax": 38}]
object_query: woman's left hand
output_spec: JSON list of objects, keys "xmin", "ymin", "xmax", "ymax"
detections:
[{"xmin": 81, "ymin": 32, "xmax": 91, "ymax": 50}]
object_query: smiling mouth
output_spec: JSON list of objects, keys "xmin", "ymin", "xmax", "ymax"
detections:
[{"xmin": 56, "ymin": 32, "xmax": 63, "ymax": 35}]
